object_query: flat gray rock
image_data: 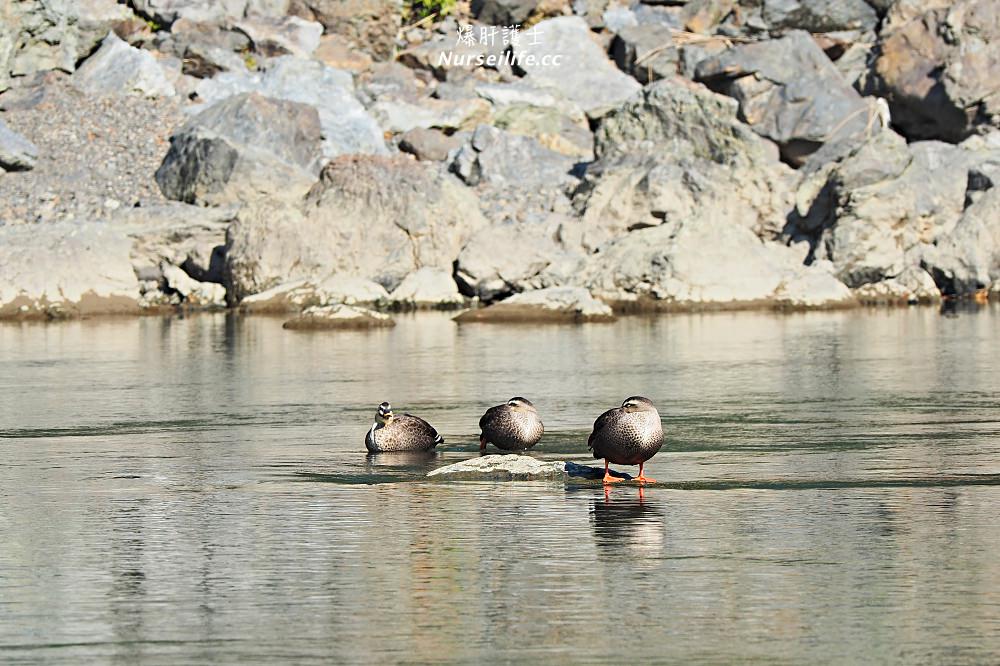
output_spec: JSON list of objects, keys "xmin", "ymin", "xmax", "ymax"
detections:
[{"xmin": 428, "ymin": 454, "xmax": 632, "ymax": 481}]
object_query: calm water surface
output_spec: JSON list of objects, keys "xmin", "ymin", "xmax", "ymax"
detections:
[{"xmin": 1, "ymin": 307, "xmax": 999, "ymax": 663}]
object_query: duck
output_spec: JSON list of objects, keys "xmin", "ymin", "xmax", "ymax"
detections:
[
  {"xmin": 479, "ymin": 397, "xmax": 544, "ymax": 451},
  {"xmin": 588, "ymin": 396, "xmax": 663, "ymax": 484},
  {"xmin": 365, "ymin": 401, "xmax": 443, "ymax": 453}
]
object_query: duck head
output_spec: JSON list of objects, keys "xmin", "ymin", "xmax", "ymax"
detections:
[
  {"xmin": 507, "ymin": 397, "xmax": 537, "ymax": 413},
  {"xmin": 621, "ymin": 396, "xmax": 656, "ymax": 413},
  {"xmin": 376, "ymin": 401, "xmax": 394, "ymax": 425}
]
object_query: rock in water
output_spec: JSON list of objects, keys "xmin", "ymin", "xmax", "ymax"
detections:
[
  {"xmin": 428, "ymin": 455, "xmax": 631, "ymax": 481},
  {"xmin": 454, "ymin": 287, "xmax": 615, "ymax": 323},
  {"xmin": 155, "ymin": 92, "xmax": 323, "ymax": 206},
  {"xmin": 0, "ymin": 223, "xmax": 140, "ymax": 319},
  {"xmin": 282, "ymin": 305, "xmax": 396, "ymax": 330}
]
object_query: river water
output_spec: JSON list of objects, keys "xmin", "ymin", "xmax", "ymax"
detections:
[{"xmin": 2, "ymin": 307, "xmax": 999, "ymax": 663}]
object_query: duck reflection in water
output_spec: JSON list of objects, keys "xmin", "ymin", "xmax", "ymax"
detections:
[
  {"xmin": 588, "ymin": 487, "xmax": 665, "ymax": 558},
  {"xmin": 364, "ymin": 450, "xmax": 439, "ymax": 473}
]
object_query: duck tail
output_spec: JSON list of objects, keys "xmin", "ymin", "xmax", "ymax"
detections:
[{"xmin": 435, "ymin": 433, "xmax": 444, "ymax": 445}]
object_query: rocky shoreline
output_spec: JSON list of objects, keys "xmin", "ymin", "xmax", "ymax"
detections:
[{"xmin": 1, "ymin": 0, "xmax": 998, "ymax": 323}]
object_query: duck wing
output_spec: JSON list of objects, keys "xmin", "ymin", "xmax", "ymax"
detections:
[
  {"xmin": 401, "ymin": 414, "xmax": 444, "ymax": 445},
  {"xmin": 588, "ymin": 408, "xmax": 619, "ymax": 451},
  {"xmin": 479, "ymin": 404, "xmax": 505, "ymax": 431}
]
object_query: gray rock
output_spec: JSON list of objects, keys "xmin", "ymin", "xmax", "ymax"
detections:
[
  {"xmin": 580, "ymin": 220, "xmax": 827, "ymax": 307},
  {"xmin": 852, "ymin": 265, "xmax": 941, "ymax": 304},
  {"xmin": 224, "ymin": 155, "xmax": 488, "ymax": 303},
  {"xmin": 493, "ymin": 104, "xmax": 594, "ymax": 160},
  {"xmin": 5, "ymin": 0, "xmax": 134, "ymax": 80},
  {"xmin": 397, "ymin": 35, "xmax": 491, "ymax": 80},
  {"xmin": 695, "ymin": 31, "xmax": 873, "ymax": 165},
  {"xmin": 110, "ymin": 202, "xmax": 235, "ymax": 285},
  {"xmin": 158, "ymin": 18, "xmax": 251, "ymax": 78},
  {"xmin": 71, "ymin": 32, "xmax": 176, "ymax": 98},
  {"xmin": 387, "ymin": 267, "xmax": 464, "ymax": 308},
  {"xmin": 0, "ymin": 119, "xmax": 39, "ymax": 171},
  {"xmin": 371, "ymin": 96, "xmax": 491, "ymax": 134},
  {"xmin": 194, "ymin": 56, "xmax": 387, "ymax": 161},
  {"xmin": 429, "ymin": 455, "xmax": 613, "ymax": 481},
  {"xmin": 454, "ymin": 286, "xmax": 615, "ymax": 323},
  {"xmin": 0, "ymin": 222, "xmax": 140, "ymax": 319},
  {"xmin": 233, "ymin": 16, "xmax": 323, "ymax": 58},
  {"xmin": 578, "ymin": 79, "xmax": 795, "ymax": 250},
  {"xmin": 156, "ymin": 92, "xmax": 323, "ymax": 206},
  {"xmin": 299, "ymin": 0, "xmax": 401, "ymax": 60},
  {"xmin": 681, "ymin": 0, "xmax": 735, "ymax": 33},
  {"xmin": 512, "ymin": 16, "xmax": 642, "ymax": 114},
  {"xmin": 761, "ymin": 0, "xmax": 877, "ymax": 33},
  {"xmin": 471, "ymin": 0, "xmax": 538, "ymax": 24},
  {"xmin": 923, "ymin": 188, "xmax": 1000, "ymax": 296},
  {"xmin": 398, "ymin": 128, "xmax": 462, "ymax": 161},
  {"xmin": 793, "ymin": 130, "xmax": 990, "ymax": 288},
  {"xmin": 611, "ymin": 24, "xmax": 678, "ymax": 84},
  {"xmin": 283, "ymin": 304, "xmax": 395, "ymax": 330},
  {"xmin": 161, "ymin": 262, "xmax": 227, "ymax": 307},
  {"xmin": 872, "ymin": 0, "xmax": 1000, "ymax": 142},
  {"xmin": 456, "ymin": 216, "xmax": 577, "ymax": 301},
  {"xmin": 451, "ymin": 125, "xmax": 577, "ymax": 190},
  {"xmin": 131, "ymin": 0, "xmax": 248, "ymax": 25}
]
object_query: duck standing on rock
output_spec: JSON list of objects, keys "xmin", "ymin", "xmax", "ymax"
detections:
[
  {"xmin": 588, "ymin": 396, "xmax": 663, "ymax": 484},
  {"xmin": 479, "ymin": 397, "xmax": 544, "ymax": 452},
  {"xmin": 365, "ymin": 401, "xmax": 443, "ymax": 453}
]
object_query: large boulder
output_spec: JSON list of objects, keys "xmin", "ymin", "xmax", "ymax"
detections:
[
  {"xmin": 194, "ymin": 56, "xmax": 387, "ymax": 160},
  {"xmin": 872, "ymin": 0, "xmax": 1000, "ymax": 142},
  {"xmin": 512, "ymin": 16, "xmax": 642, "ymax": 114},
  {"xmin": 695, "ymin": 31, "xmax": 874, "ymax": 165},
  {"xmin": 238, "ymin": 275, "xmax": 390, "ymax": 313},
  {"xmin": 70, "ymin": 32, "xmax": 176, "ymax": 98},
  {"xmin": 131, "ymin": 0, "xmax": 290, "ymax": 24},
  {"xmin": 492, "ymin": 103, "xmax": 593, "ymax": 160},
  {"xmin": 575, "ymin": 79, "xmax": 795, "ymax": 250},
  {"xmin": 233, "ymin": 16, "xmax": 323, "ymax": 59},
  {"xmin": 156, "ymin": 92, "xmax": 323, "ymax": 206},
  {"xmin": 923, "ymin": 187, "xmax": 1000, "ymax": 296},
  {"xmin": 0, "ymin": 119, "xmax": 39, "ymax": 171},
  {"xmin": 224, "ymin": 155, "xmax": 488, "ymax": 303},
  {"xmin": 471, "ymin": 0, "xmax": 538, "ymax": 25},
  {"xmin": 611, "ymin": 24, "xmax": 679, "ymax": 85},
  {"xmin": 427, "ymin": 455, "xmax": 622, "ymax": 481},
  {"xmin": 0, "ymin": 223, "xmax": 140, "ymax": 319}
]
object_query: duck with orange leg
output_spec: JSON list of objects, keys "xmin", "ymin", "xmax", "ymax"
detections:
[{"xmin": 588, "ymin": 396, "xmax": 663, "ymax": 484}]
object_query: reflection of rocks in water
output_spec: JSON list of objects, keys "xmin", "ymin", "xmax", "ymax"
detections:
[
  {"xmin": 588, "ymin": 489, "xmax": 665, "ymax": 558},
  {"xmin": 365, "ymin": 450, "xmax": 438, "ymax": 472}
]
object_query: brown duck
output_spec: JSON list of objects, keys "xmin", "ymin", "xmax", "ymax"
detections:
[
  {"xmin": 588, "ymin": 396, "xmax": 663, "ymax": 484},
  {"xmin": 479, "ymin": 397, "xmax": 544, "ymax": 451},
  {"xmin": 365, "ymin": 401, "xmax": 443, "ymax": 453}
]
